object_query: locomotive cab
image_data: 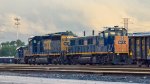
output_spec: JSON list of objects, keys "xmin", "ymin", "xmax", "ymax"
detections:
[
  {"xmin": 103, "ymin": 26, "xmax": 128, "ymax": 52},
  {"xmin": 104, "ymin": 26, "xmax": 129, "ymax": 64}
]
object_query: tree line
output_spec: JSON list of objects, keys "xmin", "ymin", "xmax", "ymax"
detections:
[{"xmin": 0, "ymin": 40, "xmax": 25, "ymax": 56}]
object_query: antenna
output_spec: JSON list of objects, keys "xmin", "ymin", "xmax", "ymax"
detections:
[{"xmin": 14, "ymin": 17, "xmax": 20, "ymax": 40}]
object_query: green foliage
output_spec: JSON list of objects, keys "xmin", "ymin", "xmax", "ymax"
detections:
[{"xmin": 0, "ymin": 39, "xmax": 25, "ymax": 56}]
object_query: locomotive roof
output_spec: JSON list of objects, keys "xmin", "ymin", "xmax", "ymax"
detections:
[
  {"xmin": 28, "ymin": 26, "xmax": 127, "ymax": 41},
  {"xmin": 28, "ymin": 31, "xmax": 77, "ymax": 42},
  {"xmin": 69, "ymin": 35, "xmax": 98, "ymax": 40},
  {"xmin": 47, "ymin": 31, "xmax": 77, "ymax": 37}
]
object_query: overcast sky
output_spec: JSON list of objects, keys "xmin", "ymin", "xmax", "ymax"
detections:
[{"xmin": 0, "ymin": 0, "xmax": 150, "ymax": 43}]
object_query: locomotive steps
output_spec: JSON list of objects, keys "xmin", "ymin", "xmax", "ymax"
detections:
[{"xmin": 0, "ymin": 64, "xmax": 150, "ymax": 75}]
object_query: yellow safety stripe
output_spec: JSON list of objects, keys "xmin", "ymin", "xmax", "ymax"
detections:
[{"xmin": 67, "ymin": 52, "xmax": 113, "ymax": 55}]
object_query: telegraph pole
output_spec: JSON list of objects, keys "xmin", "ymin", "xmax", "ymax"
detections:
[
  {"xmin": 123, "ymin": 18, "xmax": 129, "ymax": 33},
  {"xmin": 14, "ymin": 17, "xmax": 20, "ymax": 40}
]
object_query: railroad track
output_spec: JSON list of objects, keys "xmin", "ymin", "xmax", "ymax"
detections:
[{"xmin": 0, "ymin": 64, "xmax": 150, "ymax": 75}]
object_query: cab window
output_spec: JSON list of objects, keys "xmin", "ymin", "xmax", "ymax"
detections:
[
  {"xmin": 33, "ymin": 40, "xmax": 36, "ymax": 43},
  {"xmin": 78, "ymin": 39, "xmax": 84, "ymax": 45},
  {"xmin": 100, "ymin": 33, "xmax": 104, "ymax": 37},
  {"xmin": 105, "ymin": 33, "xmax": 108, "ymax": 38},
  {"xmin": 88, "ymin": 38, "xmax": 93, "ymax": 45},
  {"xmin": 123, "ymin": 31, "xmax": 127, "ymax": 36},
  {"xmin": 116, "ymin": 32, "xmax": 122, "ymax": 36},
  {"xmin": 70, "ymin": 40, "xmax": 75, "ymax": 46},
  {"xmin": 110, "ymin": 32, "xmax": 115, "ymax": 36}
]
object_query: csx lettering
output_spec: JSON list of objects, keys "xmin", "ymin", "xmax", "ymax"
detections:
[{"xmin": 118, "ymin": 41, "xmax": 126, "ymax": 44}]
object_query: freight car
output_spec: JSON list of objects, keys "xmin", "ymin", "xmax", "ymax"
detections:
[
  {"xmin": 129, "ymin": 32, "xmax": 150, "ymax": 66},
  {"xmin": 16, "ymin": 26, "xmax": 132, "ymax": 65}
]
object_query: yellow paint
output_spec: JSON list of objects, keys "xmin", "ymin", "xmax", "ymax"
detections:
[
  {"xmin": 115, "ymin": 52, "xmax": 129, "ymax": 54},
  {"xmin": 61, "ymin": 35, "xmax": 68, "ymax": 51},
  {"xmin": 114, "ymin": 36, "xmax": 129, "ymax": 54},
  {"xmin": 26, "ymin": 53, "xmax": 60, "ymax": 57},
  {"xmin": 129, "ymin": 51, "xmax": 133, "ymax": 58},
  {"xmin": 67, "ymin": 52, "xmax": 113, "ymax": 55},
  {"xmin": 43, "ymin": 39, "xmax": 51, "ymax": 50},
  {"xmin": 61, "ymin": 35, "xmax": 75, "ymax": 51},
  {"xmin": 148, "ymin": 49, "xmax": 150, "ymax": 56},
  {"xmin": 26, "ymin": 52, "xmax": 114, "ymax": 57}
]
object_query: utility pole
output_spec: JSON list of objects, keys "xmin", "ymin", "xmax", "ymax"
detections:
[
  {"xmin": 123, "ymin": 18, "xmax": 129, "ymax": 33},
  {"xmin": 14, "ymin": 17, "xmax": 20, "ymax": 40}
]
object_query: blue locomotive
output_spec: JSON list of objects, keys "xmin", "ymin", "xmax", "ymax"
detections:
[
  {"xmin": 67, "ymin": 26, "xmax": 129, "ymax": 64},
  {"xmin": 16, "ymin": 26, "xmax": 131, "ymax": 65}
]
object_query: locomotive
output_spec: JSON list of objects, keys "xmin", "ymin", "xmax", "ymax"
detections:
[{"xmin": 16, "ymin": 26, "xmax": 132, "ymax": 65}]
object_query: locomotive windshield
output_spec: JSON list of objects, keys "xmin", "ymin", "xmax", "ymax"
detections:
[
  {"xmin": 105, "ymin": 32, "xmax": 109, "ymax": 38},
  {"xmin": 70, "ymin": 40, "xmax": 75, "ymax": 46},
  {"xmin": 87, "ymin": 38, "xmax": 93, "ymax": 45},
  {"xmin": 110, "ymin": 32, "xmax": 115, "ymax": 36},
  {"xmin": 105, "ymin": 27, "xmax": 127, "ymax": 37},
  {"xmin": 78, "ymin": 39, "xmax": 84, "ymax": 45}
]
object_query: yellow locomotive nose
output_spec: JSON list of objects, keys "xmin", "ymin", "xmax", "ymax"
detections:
[{"xmin": 114, "ymin": 36, "xmax": 129, "ymax": 54}]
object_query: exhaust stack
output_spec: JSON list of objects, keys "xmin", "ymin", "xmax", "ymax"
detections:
[
  {"xmin": 83, "ymin": 31, "xmax": 86, "ymax": 36},
  {"xmin": 92, "ymin": 30, "xmax": 95, "ymax": 36}
]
